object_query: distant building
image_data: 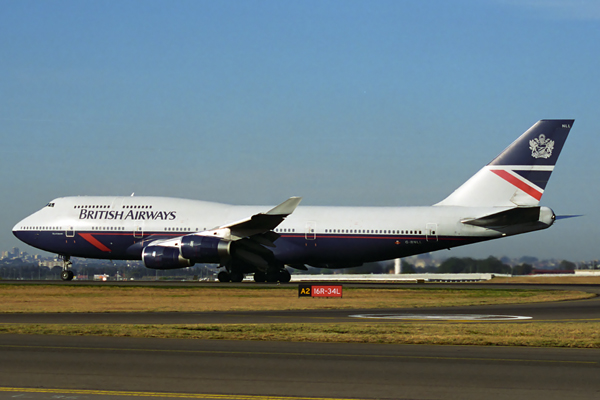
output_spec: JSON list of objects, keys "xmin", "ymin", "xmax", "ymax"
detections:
[
  {"xmin": 39, "ymin": 260, "xmax": 62, "ymax": 269},
  {"xmin": 531, "ymin": 269, "xmax": 574, "ymax": 275}
]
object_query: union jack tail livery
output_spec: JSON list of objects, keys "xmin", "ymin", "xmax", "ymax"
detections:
[{"xmin": 436, "ymin": 120, "xmax": 574, "ymax": 208}]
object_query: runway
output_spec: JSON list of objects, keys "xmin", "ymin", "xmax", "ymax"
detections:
[
  {"xmin": 0, "ymin": 282, "xmax": 599, "ymax": 399},
  {"xmin": 0, "ymin": 334, "xmax": 599, "ymax": 400}
]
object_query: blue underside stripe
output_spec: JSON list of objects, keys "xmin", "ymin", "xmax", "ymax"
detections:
[{"xmin": 13, "ymin": 230, "xmax": 482, "ymax": 263}]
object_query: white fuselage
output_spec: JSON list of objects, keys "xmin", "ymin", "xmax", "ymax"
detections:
[{"xmin": 12, "ymin": 196, "xmax": 554, "ymax": 268}]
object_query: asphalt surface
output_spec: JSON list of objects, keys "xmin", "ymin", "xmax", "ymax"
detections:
[
  {"xmin": 0, "ymin": 334, "xmax": 599, "ymax": 400},
  {"xmin": 0, "ymin": 281, "xmax": 599, "ymax": 399}
]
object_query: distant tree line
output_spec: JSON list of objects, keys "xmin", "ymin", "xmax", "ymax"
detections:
[
  {"xmin": 438, "ymin": 257, "xmax": 512, "ymax": 274},
  {"xmin": 401, "ymin": 257, "xmax": 541, "ymax": 275},
  {"xmin": 0, "ymin": 256, "xmax": 586, "ymax": 280},
  {"xmin": 0, "ymin": 263, "xmax": 217, "ymax": 281}
]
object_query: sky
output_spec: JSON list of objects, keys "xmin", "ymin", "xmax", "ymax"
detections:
[{"xmin": 1, "ymin": 0, "xmax": 599, "ymax": 262}]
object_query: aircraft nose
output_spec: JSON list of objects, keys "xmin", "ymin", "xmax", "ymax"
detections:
[
  {"xmin": 12, "ymin": 219, "xmax": 31, "ymax": 244},
  {"xmin": 13, "ymin": 221, "xmax": 23, "ymax": 237}
]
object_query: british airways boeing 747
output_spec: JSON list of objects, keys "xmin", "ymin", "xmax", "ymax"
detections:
[{"xmin": 13, "ymin": 120, "xmax": 574, "ymax": 282}]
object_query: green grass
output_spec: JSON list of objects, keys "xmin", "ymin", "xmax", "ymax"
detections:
[
  {"xmin": 2, "ymin": 322, "xmax": 600, "ymax": 348},
  {"xmin": 1, "ymin": 283, "xmax": 596, "ymax": 348},
  {"xmin": 0, "ymin": 285, "xmax": 592, "ymax": 313}
]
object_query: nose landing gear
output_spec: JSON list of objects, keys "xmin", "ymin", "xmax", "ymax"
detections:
[{"xmin": 59, "ymin": 255, "xmax": 74, "ymax": 281}]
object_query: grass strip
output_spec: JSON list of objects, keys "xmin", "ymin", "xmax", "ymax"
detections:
[
  {"xmin": 489, "ymin": 276, "xmax": 600, "ymax": 284},
  {"xmin": 2, "ymin": 322, "xmax": 600, "ymax": 348},
  {"xmin": 0, "ymin": 286, "xmax": 593, "ymax": 313}
]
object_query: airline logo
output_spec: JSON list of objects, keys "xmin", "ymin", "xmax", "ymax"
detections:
[
  {"xmin": 78, "ymin": 209, "xmax": 177, "ymax": 221},
  {"xmin": 529, "ymin": 134, "xmax": 554, "ymax": 159}
]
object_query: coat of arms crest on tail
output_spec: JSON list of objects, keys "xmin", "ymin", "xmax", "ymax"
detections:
[{"xmin": 529, "ymin": 134, "xmax": 554, "ymax": 159}]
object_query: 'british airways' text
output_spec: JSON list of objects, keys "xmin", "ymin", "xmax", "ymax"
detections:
[{"xmin": 78, "ymin": 209, "xmax": 177, "ymax": 221}]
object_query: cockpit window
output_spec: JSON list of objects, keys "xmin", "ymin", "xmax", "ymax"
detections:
[{"xmin": 45, "ymin": 203, "xmax": 55, "ymax": 208}]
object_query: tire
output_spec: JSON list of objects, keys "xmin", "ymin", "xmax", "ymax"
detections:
[
  {"xmin": 278, "ymin": 269, "xmax": 291, "ymax": 283},
  {"xmin": 60, "ymin": 270, "xmax": 72, "ymax": 281},
  {"xmin": 230, "ymin": 271, "xmax": 244, "ymax": 282},
  {"xmin": 217, "ymin": 271, "xmax": 231, "ymax": 283},
  {"xmin": 253, "ymin": 271, "xmax": 266, "ymax": 283},
  {"xmin": 266, "ymin": 272, "xmax": 278, "ymax": 283}
]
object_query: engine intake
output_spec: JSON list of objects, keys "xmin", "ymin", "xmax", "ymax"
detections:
[
  {"xmin": 142, "ymin": 246, "xmax": 193, "ymax": 270},
  {"xmin": 180, "ymin": 235, "xmax": 231, "ymax": 263}
]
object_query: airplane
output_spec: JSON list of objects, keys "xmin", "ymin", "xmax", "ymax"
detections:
[{"xmin": 13, "ymin": 119, "xmax": 574, "ymax": 282}]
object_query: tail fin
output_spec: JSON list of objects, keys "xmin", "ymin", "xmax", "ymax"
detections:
[{"xmin": 435, "ymin": 119, "xmax": 573, "ymax": 207}]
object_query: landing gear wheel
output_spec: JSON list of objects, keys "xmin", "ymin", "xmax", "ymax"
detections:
[
  {"xmin": 59, "ymin": 255, "xmax": 73, "ymax": 281},
  {"xmin": 217, "ymin": 271, "xmax": 231, "ymax": 283},
  {"xmin": 266, "ymin": 272, "xmax": 278, "ymax": 283},
  {"xmin": 230, "ymin": 271, "xmax": 244, "ymax": 282},
  {"xmin": 278, "ymin": 269, "xmax": 291, "ymax": 283},
  {"xmin": 253, "ymin": 271, "xmax": 266, "ymax": 283},
  {"xmin": 61, "ymin": 270, "xmax": 74, "ymax": 281}
]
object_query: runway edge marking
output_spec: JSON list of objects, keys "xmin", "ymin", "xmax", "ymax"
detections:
[{"xmin": 0, "ymin": 387, "xmax": 367, "ymax": 400}]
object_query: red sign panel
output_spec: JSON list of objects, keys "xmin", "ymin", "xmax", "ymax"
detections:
[{"xmin": 310, "ymin": 285, "xmax": 343, "ymax": 298}]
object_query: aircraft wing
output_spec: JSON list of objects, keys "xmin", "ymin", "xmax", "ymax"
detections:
[
  {"xmin": 143, "ymin": 197, "xmax": 302, "ymax": 272},
  {"xmin": 218, "ymin": 196, "xmax": 302, "ymax": 239}
]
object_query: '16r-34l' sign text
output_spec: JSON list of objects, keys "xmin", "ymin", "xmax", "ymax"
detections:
[{"xmin": 298, "ymin": 284, "xmax": 343, "ymax": 298}]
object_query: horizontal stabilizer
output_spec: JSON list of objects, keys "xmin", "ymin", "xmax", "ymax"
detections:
[{"xmin": 462, "ymin": 207, "xmax": 541, "ymax": 228}]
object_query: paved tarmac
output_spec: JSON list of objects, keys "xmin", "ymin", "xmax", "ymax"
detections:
[
  {"xmin": 0, "ymin": 282, "xmax": 599, "ymax": 399},
  {"xmin": 0, "ymin": 334, "xmax": 599, "ymax": 400}
]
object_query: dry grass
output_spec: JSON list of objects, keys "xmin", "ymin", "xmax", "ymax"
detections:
[
  {"xmin": 0, "ymin": 285, "xmax": 593, "ymax": 313},
  {"xmin": 2, "ymin": 322, "xmax": 600, "ymax": 348},
  {"xmin": 2, "ymin": 285, "xmax": 597, "ymax": 348},
  {"xmin": 489, "ymin": 275, "xmax": 600, "ymax": 284}
]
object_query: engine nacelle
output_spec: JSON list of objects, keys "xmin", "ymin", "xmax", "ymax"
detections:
[
  {"xmin": 142, "ymin": 246, "xmax": 193, "ymax": 270},
  {"xmin": 180, "ymin": 235, "xmax": 232, "ymax": 263}
]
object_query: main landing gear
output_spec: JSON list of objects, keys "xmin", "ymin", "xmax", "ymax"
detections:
[
  {"xmin": 253, "ymin": 269, "xmax": 291, "ymax": 283},
  {"xmin": 217, "ymin": 270, "xmax": 245, "ymax": 283},
  {"xmin": 59, "ymin": 255, "xmax": 74, "ymax": 281},
  {"xmin": 217, "ymin": 268, "xmax": 291, "ymax": 283}
]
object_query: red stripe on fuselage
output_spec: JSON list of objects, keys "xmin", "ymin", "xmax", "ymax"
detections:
[
  {"xmin": 78, "ymin": 233, "xmax": 112, "ymax": 252},
  {"xmin": 491, "ymin": 169, "xmax": 542, "ymax": 201}
]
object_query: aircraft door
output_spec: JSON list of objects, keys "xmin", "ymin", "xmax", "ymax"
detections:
[
  {"xmin": 426, "ymin": 223, "xmax": 438, "ymax": 242},
  {"xmin": 305, "ymin": 221, "xmax": 316, "ymax": 240},
  {"xmin": 66, "ymin": 226, "xmax": 75, "ymax": 238},
  {"xmin": 133, "ymin": 225, "xmax": 144, "ymax": 239}
]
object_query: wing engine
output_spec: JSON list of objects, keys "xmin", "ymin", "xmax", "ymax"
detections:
[{"xmin": 141, "ymin": 197, "xmax": 301, "ymax": 270}]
